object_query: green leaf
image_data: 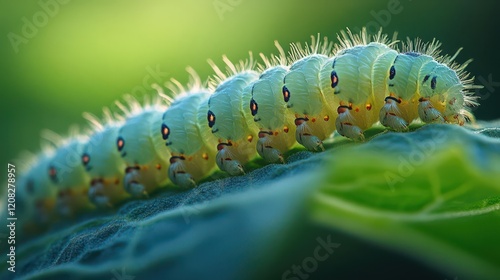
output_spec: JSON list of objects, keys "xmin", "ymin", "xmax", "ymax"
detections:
[{"xmin": 312, "ymin": 124, "xmax": 500, "ymax": 279}]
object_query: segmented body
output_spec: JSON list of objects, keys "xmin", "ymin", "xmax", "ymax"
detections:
[{"xmin": 11, "ymin": 28, "xmax": 479, "ymax": 231}]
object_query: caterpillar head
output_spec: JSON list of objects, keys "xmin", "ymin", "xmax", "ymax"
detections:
[{"xmin": 418, "ymin": 62, "xmax": 476, "ymax": 125}]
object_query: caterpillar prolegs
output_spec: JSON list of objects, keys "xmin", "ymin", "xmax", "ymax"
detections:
[{"xmin": 14, "ymin": 28, "xmax": 479, "ymax": 229}]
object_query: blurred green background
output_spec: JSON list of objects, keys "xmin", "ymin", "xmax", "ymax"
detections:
[{"xmin": 1, "ymin": 0, "xmax": 500, "ymax": 172}]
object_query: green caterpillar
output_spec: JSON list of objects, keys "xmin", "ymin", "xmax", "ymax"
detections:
[{"xmin": 11, "ymin": 28, "xmax": 479, "ymax": 233}]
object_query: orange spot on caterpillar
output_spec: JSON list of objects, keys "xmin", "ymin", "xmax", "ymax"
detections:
[
  {"xmin": 49, "ymin": 167, "xmax": 56, "ymax": 176},
  {"xmin": 117, "ymin": 138, "xmax": 124, "ymax": 150},
  {"xmin": 247, "ymin": 135, "xmax": 253, "ymax": 142},
  {"xmin": 82, "ymin": 154, "xmax": 90, "ymax": 165},
  {"xmin": 156, "ymin": 164, "xmax": 161, "ymax": 170},
  {"xmin": 283, "ymin": 126, "xmax": 289, "ymax": 133},
  {"xmin": 202, "ymin": 153, "xmax": 209, "ymax": 160},
  {"xmin": 323, "ymin": 115, "xmax": 329, "ymax": 121},
  {"xmin": 366, "ymin": 104, "xmax": 372, "ymax": 111},
  {"xmin": 311, "ymin": 118, "xmax": 316, "ymax": 122},
  {"xmin": 274, "ymin": 131, "xmax": 278, "ymax": 136},
  {"xmin": 354, "ymin": 107, "xmax": 360, "ymax": 112}
]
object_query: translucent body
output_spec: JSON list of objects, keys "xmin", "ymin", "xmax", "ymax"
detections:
[
  {"xmin": 284, "ymin": 55, "xmax": 337, "ymax": 150},
  {"xmin": 206, "ymin": 71, "xmax": 260, "ymax": 175},
  {"xmin": 48, "ymin": 139, "xmax": 93, "ymax": 216},
  {"xmin": 82, "ymin": 125, "xmax": 129, "ymax": 207},
  {"xmin": 118, "ymin": 108, "xmax": 171, "ymax": 197},
  {"xmin": 17, "ymin": 153, "xmax": 58, "ymax": 231},
  {"xmin": 161, "ymin": 92, "xmax": 218, "ymax": 187},
  {"xmin": 244, "ymin": 65, "xmax": 297, "ymax": 162}
]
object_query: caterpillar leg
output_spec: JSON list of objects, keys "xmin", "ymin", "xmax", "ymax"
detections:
[
  {"xmin": 216, "ymin": 143, "xmax": 245, "ymax": 176},
  {"xmin": 35, "ymin": 199, "xmax": 56, "ymax": 224},
  {"xmin": 88, "ymin": 179, "xmax": 113, "ymax": 208},
  {"xmin": 418, "ymin": 97, "xmax": 445, "ymax": 124},
  {"xmin": 56, "ymin": 189, "xmax": 91, "ymax": 217},
  {"xmin": 124, "ymin": 166, "xmax": 148, "ymax": 198},
  {"xmin": 168, "ymin": 156, "xmax": 196, "ymax": 188},
  {"xmin": 335, "ymin": 106, "xmax": 365, "ymax": 141},
  {"xmin": 256, "ymin": 131, "xmax": 284, "ymax": 163},
  {"xmin": 379, "ymin": 96, "xmax": 408, "ymax": 131},
  {"xmin": 294, "ymin": 118, "xmax": 324, "ymax": 152}
]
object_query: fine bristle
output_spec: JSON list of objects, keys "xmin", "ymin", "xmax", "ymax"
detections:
[
  {"xmin": 207, "ymin": 52, "xmax": 256, "ymax": 89},
  {"xmin": 334, "ymin": 27, "xmax": 398, "ymax": 54},
  {"xmin": 40, "ymin": 126, "xmax": 87, "ymax": 148},
  {"xmin": 288, "ymin": 34, "xmax": 334, "ymax": 62},
  {"xmin": 114, "ymin": 93, "xmax": 167, "ymax": 118},
  {"xmin": 400, "ymin": 36, "xmax": 482, "ymax": 108},
  {"xmin": 258, "ymin": 40, "xmax": 288, "ymax": 71},
  {"xmin": 164, "ymin": 67, "xmax": 208, "ymax": 101}
]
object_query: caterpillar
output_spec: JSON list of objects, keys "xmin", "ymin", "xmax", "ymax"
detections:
[{"xmin": 9, "ymin": 28, "xmax": 479, "ymax": 234}]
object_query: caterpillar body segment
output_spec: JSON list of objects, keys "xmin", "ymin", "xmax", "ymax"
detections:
[
  {"xmin": 82, "ymin": 120, "xmax": 130, "ymax": 208},
  {"xmin": 208, "ymin": 71, "xmax": 260, "ymax": 175},
  {"xmin": 321, "ymin": 42, "xmax": 395, "ymax": 139},
  {"xmin": 17, "ymin": 152, "xmax": 58, "ymax": 231},
  {"xmin": 116, "ymin": 98, "xmax": 171, "ymax": 197},
  {"xmin": 11, "ymin": 28, "xmax": 481, "ymax": 233},
  {"xmin": 206, "ymin": 56, "xmax": 260, "ymax": 175},
  {"xmin": 284, "ymin": 54, "xmax": 336, "ymax": 151},
  {"xmin": 161, "ymin": 91, "xmax": 218, "ymax": 188},
  {"xmin": 246, "ymin": 64, "xmax": 296, "ymax": 163},
  {"xmin": 46, "ymin": 137, "xmax": 93, "ymax": 216}
]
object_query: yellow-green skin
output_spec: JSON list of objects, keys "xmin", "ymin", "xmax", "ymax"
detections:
[
  {"xmin": 316, "ymin": 42, "xmax": 467, "ymax": 138},
  {"xmin": 82, "ymin": 125, "xmax": 130, "ymax": 207},
  {"xmin": 284, "ymin": 54, "xmax": 337, "ymax": 149},
  {"xmin": 206, "ymin": 71, "xmax": 260, "ymax": 174},
  {"xmin": 117, "ymin": 108, "xmax": 171, "ymax": 197},
  {"xmin": 244, "ymin": 65, "xmax": 297, "ymax": 162},
  {"xmin": 48, "ymin": 139, "xmax": 93, "ymax": 216},
  {"xmin": 161, "ymin": 92, "xmax": 218, "ymax": 187}
]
